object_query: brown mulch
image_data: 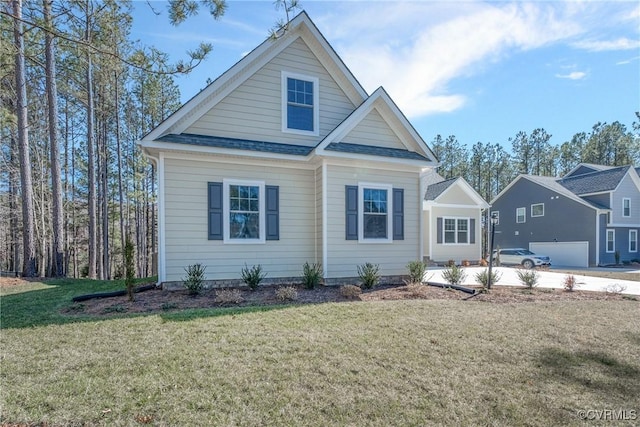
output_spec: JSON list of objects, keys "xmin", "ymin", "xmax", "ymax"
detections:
[{"xmin": 61, "ymin": 282, "xmax": 637, "ymax": 318}]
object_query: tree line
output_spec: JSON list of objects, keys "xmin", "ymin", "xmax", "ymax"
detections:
[
  {"xmin": 430, "ymin": 117, "xmax": 640, "ymax": 203},
  {"xmin": 1, "ymin": 0, "xmax": 226, "ymax": 278}
]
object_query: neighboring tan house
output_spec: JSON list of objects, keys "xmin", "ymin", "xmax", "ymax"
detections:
[
  {"xmin": 138, "ymin": 12, "xmax": 439, "ymax": 287},
  {"xmin": 490, "ymin": 163, "xmax": 640, "ymax": 267},
  {"xmin": 421, "ymin": 171, "xmax": 490, "ymax": 265}
]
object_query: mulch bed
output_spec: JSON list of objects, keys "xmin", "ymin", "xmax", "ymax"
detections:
[{"xmin": 63, "ymin": 282, "xmax": 637, "ymax": 318}]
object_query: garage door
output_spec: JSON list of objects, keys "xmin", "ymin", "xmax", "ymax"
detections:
[{"xmin": 529, "ymin": 241, "xmax": 589, "ymax": 268}]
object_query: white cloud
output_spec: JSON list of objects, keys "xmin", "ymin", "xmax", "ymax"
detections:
[
  {"xmin": 555, "ymin": 71, "xmax": 587, "ymax": 80},
  {"xmin": 572, "ymin": 37, "xmax": 640, "ymax": 52},
  {"xmin": 314, "ymin": 2, "xmax": 637, "ymax": 119}
]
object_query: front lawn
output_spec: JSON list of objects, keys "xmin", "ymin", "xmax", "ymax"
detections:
[{"xmin": 1, "ymin": 279, "xmax": 638, "ymax": 426}]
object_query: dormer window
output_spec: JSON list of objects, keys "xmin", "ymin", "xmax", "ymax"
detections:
[{"xmin": 282, "ymin": 71, "xmax": 319, "ymax": 135}]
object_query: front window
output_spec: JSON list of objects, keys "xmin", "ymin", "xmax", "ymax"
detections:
[
  {"xmin": 630, "ymin": 230, "xmax": 638, "ymax": 253},
  {"xmin": 224, "ymin": 180, "xmax": 265, "ymax": 243},
  {"xmin": 358, "ymin": 183, "xmax": 393, "ymax": 242},
  {"xmin": 623, "ymin": 198, "xmax": 631, "ymax": 217},
  {"xmin": 531, "ymin": 203, "xmax": 544, "ymax": 217},
  {"xmin": 516, "ymin": 207, "xmax": 526, "ymax": 223},
  {"xmin": 282, "ymin": 71, "xmax": 319, "ymax": 135},
  {"xmin": 443, "ymin": 217, "xmax": 470, "ymax": 244},
  {"xmin": 606, "ymin": 229, "xmax": 615, "ymax": 253}
]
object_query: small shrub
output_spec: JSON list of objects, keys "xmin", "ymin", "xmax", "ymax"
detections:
[
  {"xmin": 441, "ymin": 264, "xmax": 467, "ymax": 286},
  {"xmin": 241, "ymin": 264, "xmax": 267, "ymax": 291},
  {"xmin": 462, "ymin": 260, "xmax": 471, "ymax": 267},
  {"xmin": 517, "ymin": 269, "xmax": 539, "ymax": 289},
  {"xmin": 275, "ymin": 286, "xmax": 298, "ymax": 302},
  {"xmin": 215, "ymin": 288, "xmax": 244, "ymax": 304},
  {"xmin": 340, "ymin": 284, "xmax": 362, "ymax": 299},
  {"xmin": 474, "ymin": 268, "xmax": 502, "ymax": 289},
  {"xmin": 406, "ymin": 260, "xmax": 428, "ymax": 284},
  {"xmin": 614, "ymin": 250, "xmax": 620, "ymax": 265},
  {"xmin": 183, "ymin": 263, "xmax": 206, "ymax": 295},
  {"xmin": 447, "ymin": 259, "xmax": 455, "ymax": 267},
  {"xmin": 302, "ymin": 262, "xmax": 323, "ymax": 290},
  {"xmin": 479, "ymin": 258, "xmax": 488, "ymax": 267},
  {"xmin": 357, "ymin": 262, "xmax": 380, "ymax": 289},
  {"xmin": 124, "ymin": 238, "xmax": 136, "ymax": 301},
  {"xmin": 563, "ymin": 274, "xmax": 577, "ymax": 292},
  {"xmin": 161, "ymin": 302, "xmax": 178, "ymax": 311}
]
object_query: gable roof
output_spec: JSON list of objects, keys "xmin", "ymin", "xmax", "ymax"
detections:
[
  {"xmin": 142, "ymin": 11, "xmax": 368, "ymax": 143},
  {"xmin": 491, "ymin": 174, "xmax": 610, "ymax": 211},
  {"xmin": 424, "ymin": 176, "xmax": 490, "ymax": 208},
  {"xmin": 315, "ymin": 87, "xmax": 438, "ymax": 165},
  {"xmin": 558, "ymin": 165, "xmax": 631, "ymax": 195},
  {"xmin": 563, "ymin": 162, "xmax": 615, "ymax": 178}
]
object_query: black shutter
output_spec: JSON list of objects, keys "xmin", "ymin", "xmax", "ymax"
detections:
[
  {"xmin": 208, "ymin": 182, "xmax": 223, "ymax": 240},
  {"xmin": 393, "ymin": 188, "xmax": 404, "ymax": 240},
  {"xmin": 470, "ymin": 218, "xmax": 475, "ymax": 244},
  {"xmin": 345, "ymin": 185, "xmax": 358, "ymax": 240},
  {"xmin": 266, "ymin": 185, "xmax": 279, "ymax": 240},
  {"xmin": 436, "ymin": 217, "xmax": 443, "ymax": 244}
]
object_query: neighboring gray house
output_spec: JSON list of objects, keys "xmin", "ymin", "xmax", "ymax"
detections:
[{"xmin": 490, "ymin": 163, "xmax": 640, "ymax": 267}]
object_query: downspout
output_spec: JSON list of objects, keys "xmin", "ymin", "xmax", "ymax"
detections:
[
  {"xmin": 418, "ymin": 174, "xmax": 424, "ymax": 261},
  {"xmin": 322, "ymin": 160, "xmax": 328, "ymax": 279},
  {"xmin": 139, "ymin": 147, "xmax": 164, "ymax": 287},
  {"xmin": 595, "ymin": 210, "xmax": 600, "ymax": 266}
]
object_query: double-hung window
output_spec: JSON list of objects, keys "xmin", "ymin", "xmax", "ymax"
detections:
[
  {"xmin": 630, "ymin": 230, "xmax": 638, "ymax": 253},
  {"xmin": 223, "ymin": 180, "xmax": 265, "ymax": 243},
  {"xmin": 516, "ymin": 207, "xmax": 526, "ymax": 223},
  {"xmin": 443, "ymin": 218, "xmax": 469, "ymax": 244},
  {"xmin": 358, "ymin": 183, "xmax": 393, "ymax": 242},
  {"xmin": 282, "ymin": 71, "xmax": 319, "ymax": 135},
  {"xmin": 606, "ymin": 229, "xmax": 615, "ymax": 253},
  {"xmin": 623, "ymin": 198, "xmax": 631, "ymax": 217}
]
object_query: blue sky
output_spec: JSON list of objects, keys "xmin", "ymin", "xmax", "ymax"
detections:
[{"xmin": 130, "ymin": 1, "xmax": 640, "ymax": 149}]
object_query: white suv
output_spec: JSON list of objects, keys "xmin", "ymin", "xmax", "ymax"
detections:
[{"xmin": 492, "ymin": 248, "xmax": 551, "ymax": 269}]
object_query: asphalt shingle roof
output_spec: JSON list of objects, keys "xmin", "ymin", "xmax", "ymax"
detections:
[
  {"xmin": 558, "ymin": 165, "xmax": 630, "ymax": 195},
  {"xmin": 156, "ymin": 133, "xmax": 314, "ymax": 156},
  {"xmin": 325, "ymin": 142, "xmax": 429, "ymax": 161},
  {"xmin": 424, "ymin": 178, "xmax": 457, "ymax": 200}
]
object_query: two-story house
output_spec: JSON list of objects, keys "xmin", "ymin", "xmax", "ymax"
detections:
[
  {"xmin": 490, "ymin": 163, "xmax": 640, "ymax": 267},
  {"xmin": 138, "ymin": 12, "xmax": 440, "ymax": 287}
]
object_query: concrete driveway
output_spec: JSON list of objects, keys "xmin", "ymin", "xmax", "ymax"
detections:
[{"xmin": 428, "ymin": 266, "xmax": 640, "ymax": 296}]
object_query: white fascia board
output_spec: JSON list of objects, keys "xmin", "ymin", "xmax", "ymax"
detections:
[
  {"xmin": 490, "ymin": 174, "xmax": 526, "ymax": 204},
  {"xmin": 317, "ymin": 150, "xmax": 436, "ymax": 169},
  {"xmin": 436, "ymin": 178, "xmax": 490, "ymax": 208}
]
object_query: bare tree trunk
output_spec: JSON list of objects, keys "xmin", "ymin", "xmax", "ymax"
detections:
[
  {"xmin": 44, "ymin": 0, "xmax": 64, "ymax": 277},
  {"xmin": 13, "ymin": 0, "xmax": 37, "ymax": 277},
  {"xmin": 114, "ymin": 70, "xmax": 126, "ymax": 274},
  {"xmin": 101, "ymin": 113, "xmax": 110, "ymax": 279},
  {"xmin": 85, "ymin": 7, "xmax": 97, "ymax": 279},
  {"xmin": 9, "ymin": 135, "xmax": 19, "ymax": 272}
]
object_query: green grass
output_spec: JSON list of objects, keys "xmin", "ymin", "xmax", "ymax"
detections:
[{"xmin": 1, "ymin": 280, "xmax": 639, "ymax": 426}]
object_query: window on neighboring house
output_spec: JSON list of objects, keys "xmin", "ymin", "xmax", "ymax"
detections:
[
  {"xmin": 606, "ymin": 229, "xmax": 615, "ymax": 253},
  {"xmin": 443, "ymin": 217, "xmax": 470, "ymax": 244},
  {"xmin": 282, "ymin": 71, "xmax": 319, "ymax": 135},
  {"xmin": 345, "ymin": 184, "xmax": 404, "ymax": 243},
  {"xmin": 630, "ymin": 230, "xmax": 638, "ymax": 253},
  {"xmin": 531, "ymin": 203, "xmax": 544, "ymax": 217},
  {"xmin": 491, "ymin": 211, "xmax": 500, "ymax": 225},
  {"xmin": 207, "ymin": 180, "xmax": 280, "ymax": 243},
  {"xmin": 516, "ymin": 207, "xmax": 526, "ymax": 223},
  {"xmin": 623, "ymin": 198, "xmax": 631, "ymax": 217}
]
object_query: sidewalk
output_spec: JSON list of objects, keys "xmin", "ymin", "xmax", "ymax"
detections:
[{"xmin": 428, "ymin": 267, "xmax": 640, "ymax": 296}]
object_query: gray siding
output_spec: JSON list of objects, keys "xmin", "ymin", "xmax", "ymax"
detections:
[
  {"xmin": 611, "ymin": 173, "xmax": 640, "ymax": 225},
  {"xmin": 582, "ymin": 193, "xmax": 610, "ymax": 209},
  {"xmin": 492, "ymin": 178, "xmax": 598, "ymax": 265}
]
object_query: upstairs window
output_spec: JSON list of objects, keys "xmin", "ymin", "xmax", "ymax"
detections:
[
  {"xmin": 282, "ymin": 71, "xmax": 319, "ymax": 135},
  {"xmin": 531, "ymin": 203, "xmax": 544, "ymax": 217},
  {"xmin": 623, "ymin": 198, "xmax": 631, "ymax": 217},
  {"xmin": 516, "ymin": 207, "xmax": 526, "ymax": 223}
]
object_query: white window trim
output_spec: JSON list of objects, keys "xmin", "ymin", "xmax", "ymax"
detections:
[
  {"xmin": 630, "ymin": 230, "xmax": 638, "ymax": 253},
  {"xmin": 492, "ymin": 211, "xmax": 500, "ymax": 226},
  {"xmin": 606, "ymin": 229, "xmax": 615, "ymax": 253},
  {"xmin": 358, "ymin": 182, "xmax": 393, "ymax": 244},
  {"xmin": 442, "ymin": 216, "xmax": 471, "ymax": 245},
  {"xmin": 281, "ymin": 71, "xmax": 319, "ymax": 136},
  {"xmin": 531, "ymin": 203, "xmax": 544, "ymax": 217},
  {"xmin": 516, "ymin": 207, "xmax": 526, "ymax": 223},
  {"xmin": 223, "ymin": 179, "xmax": 266, "ymax": 244},
  {"xmin": 622, "ymin": 198, "xmax": 631, "ymax": 217}
]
